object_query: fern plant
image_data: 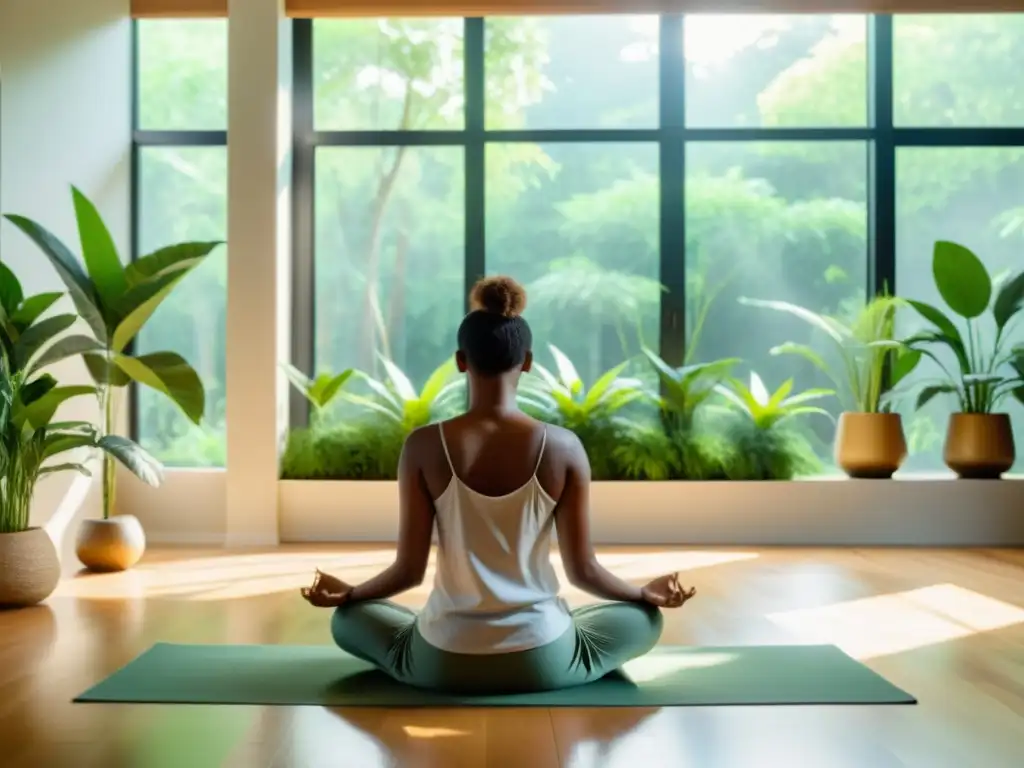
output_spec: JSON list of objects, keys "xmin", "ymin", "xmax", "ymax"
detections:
[
  {"xmin": 282, "ymin": 364, "xmax": 354, "ymax": 424},
  {"xmin": 715, "ymin": 372, "xmax": 834, "ymax": 480},
  {"xmin": 345, "ymin": 355, "xmax": 465, "ymax": 435}
]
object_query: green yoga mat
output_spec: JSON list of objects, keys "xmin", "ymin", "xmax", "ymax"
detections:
[{"xmin": 74, "ymin": 643, "xmax": 915, "ymax": 708}]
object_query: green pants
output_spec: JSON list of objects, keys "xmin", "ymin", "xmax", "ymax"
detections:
[{"xmin": 330, "ymin": 600, "xmax": 663, "ymax": 694}]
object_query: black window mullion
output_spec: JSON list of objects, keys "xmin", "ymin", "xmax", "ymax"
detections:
[
  {"xmin": 869, "ymin": 14, "xmax": 896, "ymax": 300},
  {"xmin": 290, "ymin": 18, "xmax": 316, "ymax": 429},
  {"xmin": 464, "ymin": 18, "xmax": 486, "ymax": 311},
  {"xmin": 660, "ymin": 14, "xmax": 686, "ymax": 367}
]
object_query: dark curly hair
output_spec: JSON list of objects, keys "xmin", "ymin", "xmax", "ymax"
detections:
[{"xmin": 457, "ymin": 276, "xmax": 533, "ymax": 376}]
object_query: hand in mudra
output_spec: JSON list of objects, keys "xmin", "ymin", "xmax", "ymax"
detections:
[
  {"xmin": 300, "ymin": 569, "xmax": 354, "ymax": 608},
  {"xmin": 641, "ymin": 572, "xmax": 696, "ymax": 608}
]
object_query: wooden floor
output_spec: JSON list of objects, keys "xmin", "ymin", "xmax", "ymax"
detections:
[{"xmin": 2, "ymin": 546, "xmax": 1024, "ymax": 767}]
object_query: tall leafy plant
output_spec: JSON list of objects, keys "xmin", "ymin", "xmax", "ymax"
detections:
[
  {"xmin": 282, "ymin": 364, "xmax": 354, "ymax": 425},
  {"xmin": 0, "ymin": 264, "xmax": 162, "ymax": 533},
  {"xmin": 902, "ymin": 241, "xmax": 1024, "ymax": 414},
  {"xmin": 4, "ymin": 187, "xmax": 221, "ymax": 517},
  {"xmin": 641, "ymin": 349, "xmax": 739, "ymax": 431},
  {"xmin": 739, "ymin": 295, "xmax": 921, "ymax": 413}
]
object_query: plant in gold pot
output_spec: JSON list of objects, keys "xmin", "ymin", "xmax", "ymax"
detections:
[
  {"xmin": 901, "ymin": 241, "xmax": 1024, "ymax": 479},
  {"xmin": 0, "ymin": 265, "xmax": 162, "ymax": 607},
  {"xmin": 4, "ymin": 188, "xmax": 220, "ymax": 569},
  {"xmin": 739, "ymin": 295, "xmax": 921, "ymax": 478}
]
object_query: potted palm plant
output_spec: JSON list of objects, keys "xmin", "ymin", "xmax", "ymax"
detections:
[
  {"xmin": 740, "ymin": 295, "xmax": 921, "ymax": 478},
  {"xmin": 902, "ymin": 241, "xmax": 1024, "ymax": 479},
  {"xmin": 3, "ymin": 187, "xmax": 221, "ymax": 569},
  {"xmin": 0, "ymin": 265, "xmax": 161, "ymax": 606}
]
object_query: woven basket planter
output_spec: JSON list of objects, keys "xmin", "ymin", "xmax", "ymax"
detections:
[{"xmin": 0, "ymin": 528, "xmax": 61, "ymax": 609}]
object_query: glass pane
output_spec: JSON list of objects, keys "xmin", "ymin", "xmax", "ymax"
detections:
[
  {"xmin": 314, "ymin": 19, "xmax": 464, "ymax": 130},
  {"xmin": 686, "ymin": 141, "xmax": 869, "ymax": 467},
  {"xmin": 486, "ymin": 142, "xmax": 660, "ymax": 385},
  {"xmin": 894, "ymin": 15, "xmax": 1024, "ymax": 127},
  {"xmin": 684, "ymin": 15, "xmax": 867, "ymax": 128},
  {"xmin": 137, "ymin": 20, "xmax": 227, "ymax": 131},
  {"xmin": 137, "ymin": 148, "xmax": 227, "ymax": 467},
  {"xmin": 314, "ymin": 146, "xmax": 465, "ymax": 393},
  {"xmin": 485, "ymin": 16, "xmax": 658, "ymax": 130},
  {"xmin": 896, "ymin": 148, "xmax": 1024, "ymax": 473}
]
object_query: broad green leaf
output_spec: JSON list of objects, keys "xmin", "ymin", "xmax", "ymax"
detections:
[
  {"xmin": 114, "ymin": 352, "xmax": 205, "ymax": 424},
  {"xmin": 585, "ymin": 363, "xmax": 629, "ymax": 409},
  {"xmin": 749, "ymin": 372, "xmax": 771, "ymax": 406},
  {"xmin": 20, "ymin": 374, "xmax": 58, "ymax": 407},
  {"xmin": 782, "ymin": 388, "xmax": 835, "ymax": 407},
  {"xmin": 27, "ymin": 333, "xmax": 103, "ymax": 375},
  {"xmin": 43, "ymin": 433, "xmax": 97, "ymax": 460},
  {"xmin": 111, "ymin": 270, "xmax": 188, "ymax": 352},
  {"xmin": 906, "ymin": 301, "xmax": 970, "ymax": 373},
  {"xmin": 84, "ymin": 353, "xmax": 132, "ymax": 387},
  {"xmin": 282, "ymin": 363, "xmax": 313, "ymax": 397},
  {"xmin": 125, "ymin": 241, "xmax": 221, "ymax": 288},
  {"xmin": 1012, "ymin": 387, "xmax": 1024, "ymax": 407},
  {"xmin": 738, "ymin": 297, "xmax": 848, "ymax": 343},
  {"xmin": 548, "ymin": 344, "xmax": 582, "ymax": 395},
  {"xmin": 39, "ymin": 463, "xmax": 91, "ymax": 477},
  {"xmin": 915, "ymin": 383, "xmax": 959, "ymax": 411},
  {"xmin": 770, "ymin": 342, "xmax": 830, "ymax": 375},
  {"xmin": 11, "ymin": 292, "xmax": 63, "ymax": 328},
  {"xmin": 890, "ymin": 349, "xmax": 922, "ymax": 388},
  {"xmin": 680, "ymin": 358, "xmax": 741, "ymax": 388},
  {"xmin": 0, "ymin": 262, "xmax": 24, "ymax": 316},
  {"xmin": 22, "ymin": 385, "xmax": 96, "ymax": 430},
  {"xmin": 781, "ymin": 406, "xmax": 834, "ymax": 422},
  {"xmin": 3, "ymin": 214, "xmax": 107, "ymax": 341},
  {"xmin": 420, "ymin": 359, "xmax": 458, "ymax": 402},
  {"xmin": 992, "ymin": 270, "xmax": 1024, "ymax": 333},
  {"xmin": 97, "ymin": 434, "xmax": 163, "ymax": 487},
  {"xmin": 933, "ymin": 240, "xmax": 991, "ymax": 319},
  {"xmin": 13, "ymin": 313, "xmax": 77, "ymax": 370},
  {"xmin": 768, "ymin": 378, "xmax": 794, "ymax": 408},
  {"xmin": 343, "ymin": 393, "xmax": 402, "ymax": 422},
  {"xmin": 356, "ymin": 372, "xmax": 402, "ymax": 411},
  {"xmin": 379, "ymin": 356, "xmax": 417, "ymax": 401},
  {"xmin": 318, "ymin": 370, "xmax": 354, "ymax": 406},
  {"xmin": 72, "ymin": 187, "xmax": 127, "ymax": 310},
  {"xmin": 641, "ymin": 348, "xmax": 682, "ymax": 385}
]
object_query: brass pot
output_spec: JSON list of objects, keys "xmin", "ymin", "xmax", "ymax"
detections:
[
  {"xmin": 834, "ymin": 412, "xmax": 908, "ymax": 479},
  {"xmin": 944, "ymin": 413, "xmax": 1016, "ymax": 479},
  {"xmin": 0, "ymin": 528, "xmax": 61, "ymax": 609},
  {"xmin": 76, "ymin": 515, "xmax": 147, "ymax": 572}
]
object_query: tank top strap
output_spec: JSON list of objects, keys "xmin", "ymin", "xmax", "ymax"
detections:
[
  {"xmin": 532, "ymin": 425, "xmax": 548, "ymax": 477},
  {"xmin": 438, "ymin": 423, "xmax": 456, "ymax": 476}
]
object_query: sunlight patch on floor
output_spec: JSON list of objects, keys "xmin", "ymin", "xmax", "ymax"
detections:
[
  {"xmin": 621, "ymin": 652, "xmax": 737, "ymax": 684},
  {"xmin": 766, "ymin": 583, "xmax": 1024, "ymax": 660},
  {"xmin": 56, "ymin": 549, "xmax": 756, "ymax": 601},
  {"xmin": 402, "ymin": 726, "xmax": 470, "ymax": 739}
]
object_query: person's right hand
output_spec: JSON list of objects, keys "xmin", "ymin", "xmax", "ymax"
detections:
[{"xmin": 641, "ymin": 572, "xmax": 696, "ymax": 608}]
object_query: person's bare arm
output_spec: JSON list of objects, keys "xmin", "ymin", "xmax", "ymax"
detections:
[
  {"xmin": 303, "ymin": 430, "xmax": 435, "ymax": 607},
  {"xmin": 554, "ymin": 433, "xmax": 645, "ymax": 603},
  {"xmin": 346, "ymin": 431, "xmax": 435, "ymax": 602}
]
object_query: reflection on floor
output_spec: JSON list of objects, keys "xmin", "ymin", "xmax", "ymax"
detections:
[{"xmin": 2, "ymin": 546, "xmax": 1024, "ymax": 767}]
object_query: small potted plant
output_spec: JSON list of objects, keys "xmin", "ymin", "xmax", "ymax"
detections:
[
  {"xmin": 0, "ymin": 265, "xmax": 161, "ymax": 607},
  {"xmin": 740, "ymin": 295, "xmax": 921, "ymax": 478},
  {"xmin": 902, "ymin": 241, "xmax": 1024, "ymax": 479},
  {"xmin": 4, "ymin": 188, "xmax": 220, "ymax": 569}
]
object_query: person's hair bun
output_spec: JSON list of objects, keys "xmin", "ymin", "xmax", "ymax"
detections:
[{"xmin": 469, "ymin": 276, "xmax": 527, "ymax": 318}]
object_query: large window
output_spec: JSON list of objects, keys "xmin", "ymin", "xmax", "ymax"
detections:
[
  {"xmin": 134, "ymin": 20, "xmax": 228, "ymax": 467},
  {"xmin": 134, "ymin": 13, "xmax": 1024, "ymax": 477}
]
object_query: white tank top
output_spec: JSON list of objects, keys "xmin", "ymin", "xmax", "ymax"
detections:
[{"xmin": 417, "ymin": 423, "xmax": 572, "ymax": 655}]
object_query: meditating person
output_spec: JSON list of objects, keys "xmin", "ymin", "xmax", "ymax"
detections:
[{"xmin": 301, "ymin": 276, "xmax": 696, "ymax": 694}]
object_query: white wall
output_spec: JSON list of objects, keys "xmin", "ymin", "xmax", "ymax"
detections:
[{"xmin": 0, "ymin": 0, "xmax": 131, "ymax": 566}]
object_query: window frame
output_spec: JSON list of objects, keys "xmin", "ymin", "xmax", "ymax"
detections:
[{"xmin": 131, "ymin": 15, "xmax": 1024, "ymax": 435}]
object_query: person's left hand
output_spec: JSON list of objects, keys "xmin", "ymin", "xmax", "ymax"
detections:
[{"xmin": 300, "ymin": 569, "xmax": 354, "ymax": 608}]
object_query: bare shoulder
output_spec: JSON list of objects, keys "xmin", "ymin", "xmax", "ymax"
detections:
[
  {"xmin": 402, "ymin": 423, "xmax": 442, "ymax": 462},
  {"xmin": 539, "ymin": 423, "xmax": 586, "ymax": 463}
]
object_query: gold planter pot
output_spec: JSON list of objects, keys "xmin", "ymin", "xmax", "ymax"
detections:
[
  {"xmin": 0, "ymin": 528, "xmax": 61, "ymax": 609},
  {"xmin": 834, "ymin": 412, "xmax": 907, "ymax": 479},
  {"xmin": 76, "ymin": 515, "xmax": 147, "ymax": 572},
  {"xmin": 944, "ymin": 413, "xmax": 1016, "ymax": 479}
]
